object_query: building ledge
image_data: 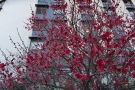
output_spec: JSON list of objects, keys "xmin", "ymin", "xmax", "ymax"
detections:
[
  {"xmin": 125, "ymin": 4, "xmax": 135, "ymax": 9},
  {"xmin": 35, "ymin": 3, "xmax": 49, "ymax": 7},
  {"xmin": 29, "ymin": 37, "xmax": 42, "ymax": 40}
]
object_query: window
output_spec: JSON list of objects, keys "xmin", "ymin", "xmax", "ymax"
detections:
[
  {"xmin": 36, "ymin": 7, "xmax": 47, "ymax": 14},
  {"xmin": 124, "ymin": 0, "xmax": 135, "ymax": 16}
]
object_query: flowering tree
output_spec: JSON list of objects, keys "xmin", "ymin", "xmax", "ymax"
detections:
[{"xmin": 1, "ymin": 0, "xmax": 135, "ymax": 90}]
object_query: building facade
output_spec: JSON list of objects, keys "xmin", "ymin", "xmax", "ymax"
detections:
[
  {"xmin": 0, "ymin": 0, "xmax": 134, "ymax": 57},
  {"xmin": 0, "ymin": 0, "xmax": 135, "ymax": 89},
  {"xmin": 29, "ymin": 0, "xmax": 135, "ymax": 50}
]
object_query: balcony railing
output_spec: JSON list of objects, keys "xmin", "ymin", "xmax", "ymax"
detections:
[
  {"xmin": 54, "ymin": 10, "xmax": 64, "ymax": 15},
  {"xmin": 102, "ymin": 2, "xmax": 112, "ymax": 8},
  {"xmin": 53, "ymin": 16, "xmax": 67, "ymax": 21},
  {"xmin": 78, "ymin": 2, "xmax": 91, "ymax": 8},
  {"xmin": 51, "ymin": 2, "xmax": 63, "ymax": 6},
  {"xmin": 125, "ymin": 3, "xmax": 135, "ymax": 9}
]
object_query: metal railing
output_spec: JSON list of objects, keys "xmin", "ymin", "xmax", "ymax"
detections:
[{"xmin": 125, "ymin": 3, "xmax": 135, "ymax": 9}]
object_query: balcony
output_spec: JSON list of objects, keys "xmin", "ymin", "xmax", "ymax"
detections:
[
  {"xmin": 102, "ymin": 2, "xmax": 112, "ymax": 8},
  {"xmin": 78, "ymin": 2, "xmax": 90, "ymax": 8},
  {"xmin": 125, "ymin": 3, "xmax": 135, "ymax": 9},
  {"xmin": 38, "ymin": 0, "xmax": 48, "ymax": 2},
  {"xmin": 102, "ymin": 2, "xmax": 108, "ymax": 7},
  {"xmin": 29, "ymin": 39, "xmax": 44, "ymax": 50},
  {"xmin": 53, "ymin": 9, "xmax": 64, "ymax": 15},
  {"xmin": 123, "ymin": 0, "xmax": 135, "ymax": 9},
  {"xmin": 52, "ymin": 16, "xmax": 67, "ymax": 22},
  {"xmin": 30, "ymin": 30, "xmax": 48, "ymax": 38},
  {"xmin": 51, "ymin": 0, "xmax": 63, "ymax": 6}
]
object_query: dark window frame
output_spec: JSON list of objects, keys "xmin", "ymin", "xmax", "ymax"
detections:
[{"xmin": 36, "ymin": 6, "xmax": 47, "ymax": 14}]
